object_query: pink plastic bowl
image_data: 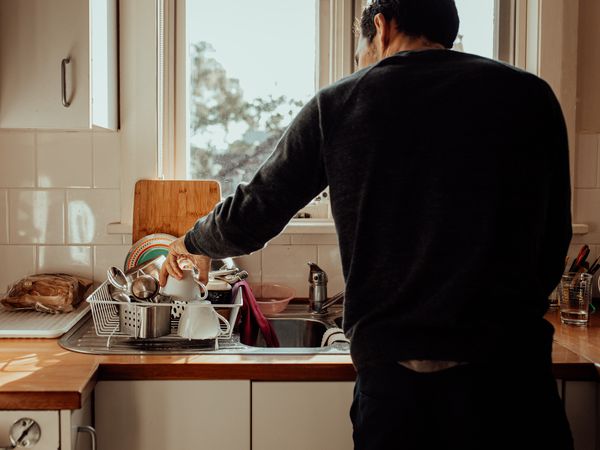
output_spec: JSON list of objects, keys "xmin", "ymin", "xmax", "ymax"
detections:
[{"xmin": 252, "ymin": 283, "xmax": 295, "ymax": 315}]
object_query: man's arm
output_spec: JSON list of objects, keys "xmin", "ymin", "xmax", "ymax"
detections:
[{"xmin": 184, "ymin": 96, "xmax": 328, "ymax": 259}]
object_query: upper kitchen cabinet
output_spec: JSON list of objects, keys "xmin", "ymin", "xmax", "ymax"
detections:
[{"xmin": 0, "ymin": 0, "xmax": 118, "ymax": 130}]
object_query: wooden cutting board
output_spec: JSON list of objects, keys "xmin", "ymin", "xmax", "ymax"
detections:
[{"xmin": 132, "ymin": 180, "xmax": 221, "ymax": 243}]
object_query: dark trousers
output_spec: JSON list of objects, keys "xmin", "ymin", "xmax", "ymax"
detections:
[{"xmin": 351, "ymin": 360, "xmax": 574, "ymax": 450}]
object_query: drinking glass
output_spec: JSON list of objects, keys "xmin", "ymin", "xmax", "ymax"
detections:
[{"xmin": 559, "ymin": 272, "xmax": 592, "ymax": 326}]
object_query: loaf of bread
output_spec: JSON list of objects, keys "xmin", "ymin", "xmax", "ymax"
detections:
[{"xmin": 0, "ymin": 274, "xmax": 93, "ymax": 314}]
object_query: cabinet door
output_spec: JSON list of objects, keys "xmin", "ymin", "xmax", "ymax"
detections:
[
  {"xmin": 61, "ymin": 391, "xmax": 94, "ymax": 450},
  {"xmin": 0, "ymin": 410, "xmax": 59, "ymax": 449},
  {"xmin": 252, "ymin": 382, "xmax": 354, "ymax": 450},
  {"xmin": 95, "ymin": 380, "xmax": 250, "ymax": 450},
  {"xmin": 0, "ymin": 0, "xmax": 90, "ymax": 128},
  {"xmin": 563, "ymin": 381, "xmax": 597, "ymax": 450}
]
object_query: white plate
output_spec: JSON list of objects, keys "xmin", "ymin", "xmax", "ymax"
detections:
[{"xmin": 124, "ymin": 233, "xmax": 176, "ymax": 270}]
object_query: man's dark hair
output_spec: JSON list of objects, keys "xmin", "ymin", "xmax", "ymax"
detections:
[{"xmin": 358, "ymin": 0, "xmax": 459, "ymax": 49}]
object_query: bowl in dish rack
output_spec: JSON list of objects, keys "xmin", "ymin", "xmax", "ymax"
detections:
[
  {"xmin": 251, "ymin": 283, "xmax": 295, "ymax": 315},
  {"xmin": 124, "ymin": 233, "xmax": 176, "ymax": 271}
]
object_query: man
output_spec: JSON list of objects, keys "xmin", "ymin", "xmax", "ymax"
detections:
[{"xmin": 161, "ymin": 0, "xmax": 573, "ymax": 448}]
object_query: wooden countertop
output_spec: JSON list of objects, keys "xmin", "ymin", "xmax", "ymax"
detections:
[
  {"xmin": 545, "ymin": 308, "xmax": 600, "ymax": 377},
  {"xmin": 0, "ymin": 310, "xmax": 598, "ymax": 410}
]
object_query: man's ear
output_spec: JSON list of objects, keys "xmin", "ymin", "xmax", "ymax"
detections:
[{"xmin": 373, "ymin": 13, "xmax": 391, "ymax": 58}]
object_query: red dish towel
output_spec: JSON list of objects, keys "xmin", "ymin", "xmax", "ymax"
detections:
[{"xmin": 233, "ymin": 281, "xmax": 280, "ymax": 347}]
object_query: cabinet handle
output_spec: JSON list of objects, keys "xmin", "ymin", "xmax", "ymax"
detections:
[
  {"xmin": 77, "ymin": 426, "xmax": 97, "ymax": 450},
  {"xmin": 61, "ymin": 57, "xmax": 71, "ymax": 107}
]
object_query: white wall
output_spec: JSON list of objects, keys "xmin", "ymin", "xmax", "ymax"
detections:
[
  {"xmin": 0, "ymin": 129, "xmax": 124, "ymax": 289},
  {"xmin": 0, "ymin": 0, "xmax": 344, "ymax": 298},
  {"xmin": 0, "ymin": 127, "xmax": 344, "ymax": 296},
  {"xmin": 569, "ymin": 0, "xmax": 600, "ymax": 262},
  {"xmin": 567, "ymin": 133, "xmax": 600, "ymax": 271}
]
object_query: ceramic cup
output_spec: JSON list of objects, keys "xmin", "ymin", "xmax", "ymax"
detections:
[
  {"xmin": 177, "ymin": 300, "xmax": 231, "ymax": 340},
  {"xmin": 160, "ymin": 258, "xmax": 208, "ymax": 301}
]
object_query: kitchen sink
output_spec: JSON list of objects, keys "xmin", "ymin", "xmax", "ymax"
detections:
[
  {"xmin": 334, "ymin": 316, "xmax": 343, "ymax": 328},
  {"xmin": 59, "ymin": 305, "xmax": 348, "ymax": 355},
  {"xmin": 254, "ymin": 318, "xmax": 328, "ymax": 348}
]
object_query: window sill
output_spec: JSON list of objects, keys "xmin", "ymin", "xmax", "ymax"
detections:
[
  {"xmin": 573, "ymin": 224, "xmax": 589, "ymax": 235},
  {"xmin": 281, "ymin": 219, "xmax": 337, "ymax": 235},
  {"xmin": 107, "ymin": 219, "xmax": 338, "ymax": 236}
]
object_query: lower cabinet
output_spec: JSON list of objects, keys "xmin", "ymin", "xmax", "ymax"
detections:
[
  {"xmin": 252, "ymin": 382, "xmax": 355, "ymax": 450},
  {"xmin": 62, "ymin": 395, "xmax": 95, "ymax": 450},
  {"xmin": 0, "ymin": 392, "xmax": 93, "ymax": 450},
  {"xmin": 92, "ymin": 379, "xmax": 600, "ymax": 450},
  {"xmin": 560, "ymin": 380, "xmax": 599, "ymax": 450},
  {"xmin": 94, "ymin": 380, "xmax": 251, "ymax": 450},
  {"xmin": 94, "ymin": 380, "xmax": 354, "ymax": 450}
]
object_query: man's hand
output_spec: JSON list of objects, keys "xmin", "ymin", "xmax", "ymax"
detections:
[{"xmin": 159, "ymin": 236, "xmax": 211, "ymax": 287}]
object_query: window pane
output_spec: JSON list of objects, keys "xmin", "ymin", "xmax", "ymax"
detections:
[
  {"xmin": 453, "ymin": 0, "xmax": 496, "ymax": 59},
  {"xmin": 186, "ymin": 0, "xmax": 317, "ymax": 197}
]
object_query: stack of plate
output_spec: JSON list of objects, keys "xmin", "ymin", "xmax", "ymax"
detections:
[{"xmin": 124, "ymin": 233, "xmax": 176, "ymax": 271}]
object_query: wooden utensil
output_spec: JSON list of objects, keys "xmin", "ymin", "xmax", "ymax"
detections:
[{"xmin": 132, "ymin": 180, "xmax": 221, "ymax": 243}]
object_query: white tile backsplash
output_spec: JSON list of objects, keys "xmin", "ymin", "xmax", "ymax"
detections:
[
  {"xmin": 0, "ymin": 130, "xmax": 345, "ymax": 289},
  {"xmin": 93, "ymin": 245, "xmax": 130, "ymax": 282},
  {"xmin": 233, "ymin": 252, "xmax": 262, "ymax": 284},
  {"xmin": 262, "ymin": 245, "xmax": 317, "ymax": 296},
  {"xmin": 0, "ymin": 190, "xmax": 7, "ymax": 244},
  {"xmin": 575, "ymin": 189, "xmax": 600, "ymax": 242},
  {"xmin": 9, "ymin": 190, "xmax": 65, "ymax": 244},
  {"xmin": 93, "ymin": 132, "xmax": 120, "ymax": 188},
  {"xmin": 37, "ymin": 132, "xmax": 93, "ymax": 188},
  {"xmin": 37, "ymin": 246, "xmax": 93, "ymax": 280},
  {"xmin": 267, "ymin": 234, "xmax": 291, "ymax": 245},
  {"xmin": 0, "ymin": 245, "xmax": 36, "ymax": 294},
  {"xmin": 576, "ymin": 134, "xmax": 598, "ymax": 188},
  {"xmin": 5, "ymin": 121, "xmax": 600, "ymax": 307},
  {"xmin": 566, "ymin": 243, "xmax": 597, "ymax": 271},
  {"xmin": 67, "ymin": 189, "xmax": 121, "ymax": 244},
  {"xmin": 0, "ymin": 132, "xmax": 35, "ymax": 187},
  {"xmin": 291, "ymin": 234, "xmax": 339, "ymax": 245},
  {"xmin": 317, "ymin": 245, "xmax": 345, "ymax": 294}
]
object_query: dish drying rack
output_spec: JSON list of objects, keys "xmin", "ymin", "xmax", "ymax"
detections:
[{"xmin": 86, "ymin": 280, "xmax": 243, "ymax": 349}]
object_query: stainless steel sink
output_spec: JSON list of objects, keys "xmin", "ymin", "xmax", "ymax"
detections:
[
  {"xmin": 334, "ymin": 316, "xmax": 343, "ymax": 328},
  {"xmin": 59, "ymin": 305, "xmax": 349, "ymax": 355},
  {"xmin": 254, "ymin": 318, "xmax": 328, "ymax": 348}
]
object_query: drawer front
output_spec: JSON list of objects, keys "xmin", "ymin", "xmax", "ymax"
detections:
[{"xmin": 0, "ymin": 411, "xmax": 59, "ymax": 449}]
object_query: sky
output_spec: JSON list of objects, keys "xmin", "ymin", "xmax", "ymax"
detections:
[
  {"xmin": 454, "ymin": 0, "xmax": 496, "ymax": 58},
  {"xmin": 187, "ymin": 0, "xmax": 317, "ymax": 103}
]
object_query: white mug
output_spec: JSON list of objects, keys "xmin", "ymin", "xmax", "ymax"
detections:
[
  {"xmin": 161, "ymin": 259, "xmax": 208, "ymax": 301},
  {"xmin": 177, "ymin": 301, "xmax": 231, "ymax": 340}
]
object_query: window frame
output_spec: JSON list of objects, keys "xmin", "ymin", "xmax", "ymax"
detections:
[
  {"xmin": 158, "ymin": 0, "xmax": 359, "ymax": 183},
  {"xmin": 112, "ymin": 0, "xmax": 585, "ymax": 235},
  {"xmin": 152, "ymin": 0, "xmax": 519, "ymax": 232},
  {"xmin": 162, "ymin": 0, "xmax": 518, "ymax": 179}
]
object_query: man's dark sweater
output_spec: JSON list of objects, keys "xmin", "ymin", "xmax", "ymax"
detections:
[{"xmin": 185, "ymin": 50, "xmax": 572, "ymax": 370}]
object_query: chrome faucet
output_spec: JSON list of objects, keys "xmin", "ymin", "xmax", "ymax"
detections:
[{"xmin": 307, "ymin": 262, "xmax": 344, "ymax": 314}]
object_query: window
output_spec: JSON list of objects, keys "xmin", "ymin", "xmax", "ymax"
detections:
[
  {"xmin": 184, "ymin": 1, "xmax": 318, "ymax": 197},
  {"xmin": 165, "ymin": 0, "xmax": 356, "ymax": 202},
  {"xmin": 453, "ymin": 0, "xmax": 496, "ymax": 59},
  {"xmin": 164, "ymin": 0, "xmax": 515, "ymax": 201}
]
